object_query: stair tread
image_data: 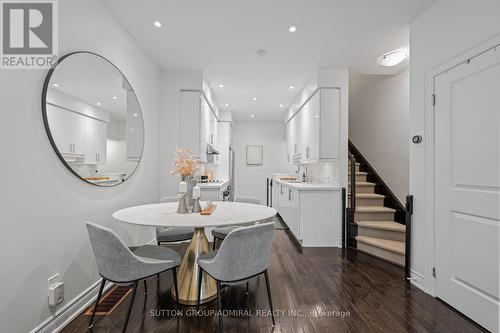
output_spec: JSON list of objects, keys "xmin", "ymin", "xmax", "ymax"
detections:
[
  {"xmin": 356, "ymin": 221, "xmax": 406, "ymax": 232},
  {"xmin": 355, "ymin": 206, "xmax": 396, "ymax": 213},
  {"xmin": 355, "ymin": 236, "xmax": 405, "ymax": 254},
  {"xmin": 348, "ymin": 171, "xmax": 368, "ymax": 175},
  {"xmin": 353, "ymin": 182, "xmax": 376, "ymax": 186},
  {"xmin": 350, "ymin": 193, "xmax": 385, "ymax": 199}
]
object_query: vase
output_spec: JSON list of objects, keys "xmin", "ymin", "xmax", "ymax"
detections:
[{"xmin": 182, "ymin": 175, "xmax": 196, "ymax": 209}]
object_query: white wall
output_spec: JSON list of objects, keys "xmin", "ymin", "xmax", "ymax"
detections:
[
  {"xmin": 409, "ymin": 0, "xmax": 500, "ymax": 292},
  {"xmin": 159, "ymin": 70, "xmax": 203, "ymax": 197},
  {"xmin": 349, "ymin": 69, "xmax": 409, "ymax": 203},
  {"xmin": 0, "ymin": 0, "xmax": 161, "ymax": 331},
  {"xmin": 233, "ymin": 122, "xmax": 292, "ymax": 203}
]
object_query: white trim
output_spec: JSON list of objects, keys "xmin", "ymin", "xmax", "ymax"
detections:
[
  {"xmin": 30, "ymin": 279, "xmax": 113, "ymax": 333},
  {"xmin": 409, "ymin": 269, "xmax": 425, "ymax": 291},
  {"xmin": 30, "ymin": 238, "xmax": 157, "ymax": 333},
  {"xmin": 422, "ymin": 33, "xmax": 500, "ymax": 296}
]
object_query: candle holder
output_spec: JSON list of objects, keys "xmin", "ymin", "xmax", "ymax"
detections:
[
  {"xmin": 192, "ymin": 197, "xmax": 202, "ymax": 213},
  {"xmin": 177, "ymin": 193, "xmax": 189, "ymax": 214}
]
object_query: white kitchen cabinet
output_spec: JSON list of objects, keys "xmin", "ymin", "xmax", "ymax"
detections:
[
  {"xmin": 46, "ymin": 104, "xmax": 85, "ymax": 155},
  {"xmin": 84, "ymin": 117, "xmax": 107, "ymax": 165},
  {"xmin": 286, "ymin": 88, "xmax": 340, "ymax": 164},
  {"xmin": 180, "ymin": 91, "xmax": 219, "ymax": 163},
  {"xmin": 275, "ymin": 180, "xmax": 341, "ymax": 247}
]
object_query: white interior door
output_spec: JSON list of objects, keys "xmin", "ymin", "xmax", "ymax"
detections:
[{"xmin": 435, "ymin": 46, "xmax": 500, "ymax": 333}]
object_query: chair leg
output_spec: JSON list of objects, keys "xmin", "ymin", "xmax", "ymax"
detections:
[
  {"xmin": 245, "ymin": 281, "xmax": 249, "ymax": 294},
  {"xmin": 197, "ymin": 267, "xmax": 203, "ymax": 308},
  {"xmin": 123, "ymin": 281, "xmax": 138, "ymax": 333},
  {"xmin": 216, "ymin": 280, "xmax": 223, "ymax": 333},
  {"xmin": 89, "ymin": 278, "xmax": 106, "ymax": 328},
  {"xmin": 212, "ymin": 238, "xmax": 217, "ymax": 251},
  {"xmin": 157, "ymin": 273, "xmax": 160, "ymax": 293},
  {"xmin": 264, "ymin": 270, "xmax": 275, "ymax": 327},
  {"xmin": 172, "ymin": 267, "xmax": 179, "ymax": 306},
  {"xmin": 143, "ymin": 280, "xmax": 148, "ymax": 295}
]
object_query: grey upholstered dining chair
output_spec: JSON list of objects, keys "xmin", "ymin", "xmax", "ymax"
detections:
[
  {"xmin": 211, "ymin": 197, "xmax": 261, "ymax": 250},
  {"xmin": 157, "ymin": 196, "xmax": 195, "ymax": 245},
  {"xmin": 197, "ymin": 222, "xmax": 276, "ymax": 333},
  {"xmin": 86, "ymin": 222, "xmax": 181, "ymax": 333}
]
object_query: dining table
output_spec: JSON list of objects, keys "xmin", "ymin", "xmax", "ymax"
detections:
[{"xmin": 112, "ymin": 201, "xmax": 277, "ymax": 305}]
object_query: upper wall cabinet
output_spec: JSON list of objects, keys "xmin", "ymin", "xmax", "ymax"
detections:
[
  {"xmin": 180, "ymin": 90, "xmax": 219, "ymax": 163},
  {"xmin": 286, "ymin": 88, "xmax": 340, "ymax": 164}
]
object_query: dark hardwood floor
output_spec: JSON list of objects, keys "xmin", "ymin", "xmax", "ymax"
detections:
[{"xmin": 63, "ymin": 230, "xmax": 485, "ymax": 333}]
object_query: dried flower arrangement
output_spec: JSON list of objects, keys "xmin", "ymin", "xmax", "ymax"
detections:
[{"xmin": 170, "ymin": 147, "xmax": 199, "ymax": 178}]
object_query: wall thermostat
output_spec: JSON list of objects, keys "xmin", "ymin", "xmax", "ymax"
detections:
[{"xmin": 412, "ymin": 135, "xmax": 423, "ymax": 144}]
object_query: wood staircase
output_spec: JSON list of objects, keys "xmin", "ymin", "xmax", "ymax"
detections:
[{"xmin": 348, "ymin": 155, "xmax": 406, "ymax": 266}]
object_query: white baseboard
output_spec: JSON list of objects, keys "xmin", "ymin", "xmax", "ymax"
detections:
[
  {"xmin": 31, "ymin": 238, "xmax": 157, "ymax": 333},
  {"xmin": 409, "ymin": 269, "xmax": 425, "ymax": 291}
]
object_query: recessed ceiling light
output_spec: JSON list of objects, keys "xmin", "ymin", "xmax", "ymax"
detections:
[
  {"xmin": 289, "ymin": 85, "xmax": 295, "ymax": 90},
  {"xmin": 96, "ymin": 102, "xmax": 101, "ymax": 106},
  {"xmin": 252, "ymin": 97, "xmax": 257, "ymax": 101},
  {"xmin": 251, "ymin": 114, "xmax": 255, "ymax": 118},
  {"xmin": 112, "ymin": 96, "xmax": 118, "ymax": 100},
  {"xmin": 288, "ymin": 25, "xmax": 298, "ymax": 33},
  {"xmin": 52, "ymin": 83, "xmax": 59, "ymax": 87},
  {"xmin": 279, "ymin": 104, "xmax": 284, "ymax": 108},
  {"xmin": 225, "ymin": 103, "xmax": 229, "ymax": 107},
  {"xmin": 133, "ymin": 113, "xmax": 138, "ymax": 117},
  {"xmin": 153, "ymin": 20, "xmax": 163, "ymax": 28},
  {"xmin": 219, "ymin": 84, "xmax": 224, "ymax": 88},
  {"xmin": 378, "ymin": 50, "xmax": 408, "ymax": 67}
]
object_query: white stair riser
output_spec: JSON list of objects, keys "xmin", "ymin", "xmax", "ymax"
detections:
[
  {"xmin": 355, "ymin": 211, "xmax": 395, "ymax": 221},
  {"xmin": 349, "ymin": 173, "xmax": 367, "ymax": 182},
  {"xmin": 357, "ymin": 242, "xmax": 405, "ymax": 266},
  {"xmin": 358, "ymin": 227, "xmax": 405, "ymax": 242},
  {"xmin": 352, "ymin": 185, "xmax": 375, "ymax": 194},
  {"xmin": 356, "ymin": 197, "xmax": 384, "ymax": 206}
]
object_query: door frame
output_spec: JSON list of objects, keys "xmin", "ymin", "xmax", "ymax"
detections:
[{"xmin": 420, "ymin": 34, "xmax": 500, "ymax": 296}]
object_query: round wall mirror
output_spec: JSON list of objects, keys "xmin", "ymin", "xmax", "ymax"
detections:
[{"xmin": 42, "ymin": 52, "xmax": 144, "ymax": 186}]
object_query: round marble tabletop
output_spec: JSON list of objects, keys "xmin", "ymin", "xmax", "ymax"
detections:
[{"xmin": 112, "ymin": 201, "xmax": 277, "ymax": 228}]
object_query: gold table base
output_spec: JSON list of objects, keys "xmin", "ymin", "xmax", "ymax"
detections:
[{"xmin": 171, "ymin": 228, "xmax": 217, "ymax": 305}]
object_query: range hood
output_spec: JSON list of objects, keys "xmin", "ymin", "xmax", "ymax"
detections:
[{"xmin": 206, "ymin": 143, "xmax": 220, "ymax": 155}]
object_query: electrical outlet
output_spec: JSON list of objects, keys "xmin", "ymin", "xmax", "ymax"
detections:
[{"xmin": 48, "ymin": 273, "xmax": 60, "ymax": 288}]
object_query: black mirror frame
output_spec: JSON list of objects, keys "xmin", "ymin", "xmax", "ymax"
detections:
[{"xmin": 41, "ymin": 51, "xmax": 145, "ymax": 187}]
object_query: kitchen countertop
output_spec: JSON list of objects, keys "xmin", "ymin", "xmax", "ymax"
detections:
[
  {"xmin": 196, "ymin": 179, "xmax": 230, "ymax": 189},
  {"xmin": 275, "ymin": 179, "xmax": 341, "ymax": 191}
]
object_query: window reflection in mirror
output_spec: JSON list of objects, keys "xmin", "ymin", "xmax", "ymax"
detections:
[{"xmin": 43, "ymin": 52, "xmax": 144, "ymax": 186}]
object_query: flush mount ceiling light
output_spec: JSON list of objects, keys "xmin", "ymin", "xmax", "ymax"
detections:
[
  {"xmin": 219, "ymin": 84, "xmax": 224, "ymax": 88},
  {"xmin": 279, "ymin": 104, "xmax": 284, "ymax": 108},
  {"xmin": 250, "ymin": 114, "xmax": 255, "ymax": 118},
  {"xmin": 152, "ymin": 20, "xmax": 163, "ymax": 28},
  {"xmin": 112, "ymin": 96, "xmax": 118, "ymax": 100},
  {"xmin": 96, "ymin": 102, "xmax": 102, "ymax": 106},
  {"xmin": 288, "ymin": 25, "xmax": 298, "ymax": 33},
  {"xmin": 252, "ymin": 97, "xmax": 257, "ymax": 101},
  {"xmin": 225, "ymin": 103, "xmax": 229, "ymax": 107},
  {"xmin": 52, "ymin": 83, "xmax": 59, "ymax": 87},
  {"xmin": 378, "ymin": 50, "xmax": 408, "ymax": 67},
  {"xmin": 133, "ymin": 113, "xmax": 139, "ymax": 117},
  {"xmin": 289, "ymin": 85, "xmax": 295, "ymax": 90}
]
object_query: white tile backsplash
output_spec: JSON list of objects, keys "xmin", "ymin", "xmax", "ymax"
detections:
[{"xmin": 302, "ymin": 160, "xmax": 339, "ymax": 185}]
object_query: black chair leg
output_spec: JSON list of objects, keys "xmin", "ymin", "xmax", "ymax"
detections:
[
  {"xmin": 123, "ymin": 281, "xmax": 138, "ymax": 333},
  {"xmin": 264, "ymin": 270, "xmax": 275, "ymax": 327},
  {"xmin": 245, "ymin": 281, "xmax": 249, "ymax": 294},
  {"xmin": 216, "ymin": 280, "xmax": 223, "ymax": 333},
  {"xmin": 212, "ymin": 238, "xmax": 217, "ymax": 251},
  {"xmin": 89, "ymin": 278, "xmax": 106, "ymax": 328},
  {"xmin": 172, "ymin": 267, "xmax": 180, "ymax": 306},
  {"xmin": 197, "ymin": 267, "xmax": 203, "ymax": 308},
  {"xmin": 143, "ymin": 280, "xmax": 148, "ymax": 295},
  {"xmin": 157, "ymin": 273, "xmax": 160, "ymax": 293}
]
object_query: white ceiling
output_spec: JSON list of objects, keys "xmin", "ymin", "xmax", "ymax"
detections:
[{"xmin": 104, "ymin": 0, "xmax": 435, "ymax": 121}]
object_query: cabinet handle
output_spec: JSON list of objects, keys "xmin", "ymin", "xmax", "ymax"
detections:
[
  {"xmin": 289, "ymin": 189, "xmax": 292, "ymax": 200},
  {"xmin": 306, "ymin": 146, "xmax": 310, "ymax": 159},
  {"xmin": 280, "ymin": 185, "xmax": 283, "ymax": 194}
]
